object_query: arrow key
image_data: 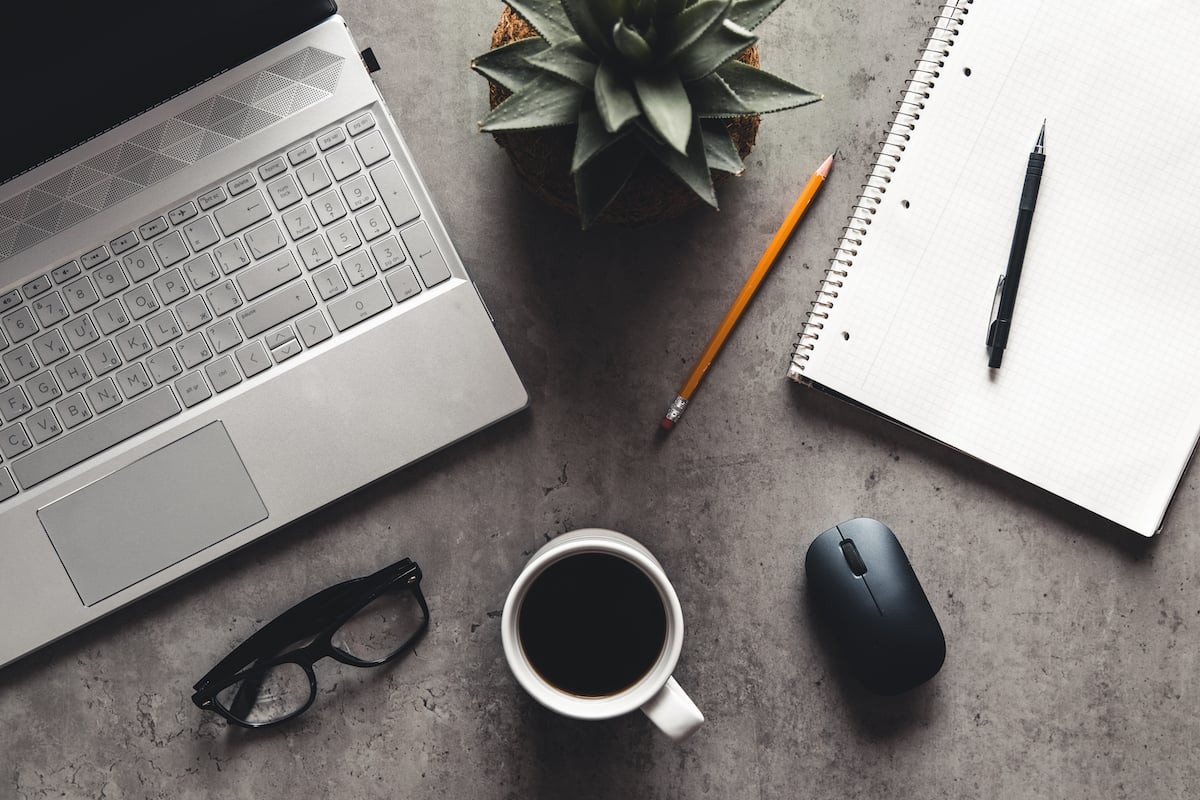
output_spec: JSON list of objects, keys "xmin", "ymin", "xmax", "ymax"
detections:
[
  {"xmin": 235, "ymin": 340, "xmax": 271, "ymax": 378},
  {"xmin": 296, "ymin": 310, "xmax": 332, "ymax": 348}
]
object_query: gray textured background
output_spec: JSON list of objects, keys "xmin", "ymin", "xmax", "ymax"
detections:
[{"xmin": 4, "ymin": 1, "xmax": 1199, "ymax": 798}]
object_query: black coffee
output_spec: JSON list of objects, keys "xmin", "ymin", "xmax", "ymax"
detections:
[{"xmin": 518, "ymin": 552, "xmax": 668, "ymax": 697}]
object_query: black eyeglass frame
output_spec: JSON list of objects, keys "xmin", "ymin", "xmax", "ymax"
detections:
[{"xmin": 191, "ymin": 557, "xmax": 429, "ymax": 729}]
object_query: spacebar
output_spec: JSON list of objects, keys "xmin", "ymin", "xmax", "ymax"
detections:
[{"xmin": 13, "ymin": 388, "xmax": 182, "ymax": 489}]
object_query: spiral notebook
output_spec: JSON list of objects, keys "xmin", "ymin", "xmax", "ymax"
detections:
[{"xmin": 787, "ymin": 0, "xmax": 1200, "ymax": 536}]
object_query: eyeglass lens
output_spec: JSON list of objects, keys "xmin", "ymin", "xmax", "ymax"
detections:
[{"xmin": 330, "ymin": 586, "xmax": 426, "ymax": 663}]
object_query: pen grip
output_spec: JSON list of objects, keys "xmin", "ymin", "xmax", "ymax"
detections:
[{"xmin": 1020, "ymin": 152, "xmax": 1045, "ymax": 210}]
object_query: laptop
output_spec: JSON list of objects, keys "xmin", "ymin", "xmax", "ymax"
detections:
[{"xmin": 0, "ymin": 0, "xmax": 527, "ymax": 667}]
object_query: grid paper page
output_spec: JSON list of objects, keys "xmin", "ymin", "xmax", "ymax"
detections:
[{"xmin": 800, "ymin": 0, "xmax": 1200, "ymax": 535}]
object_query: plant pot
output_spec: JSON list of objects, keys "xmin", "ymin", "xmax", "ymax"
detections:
[{"xmin": 485, "ymin": 7, "xmax": 761, "ymax": 227}]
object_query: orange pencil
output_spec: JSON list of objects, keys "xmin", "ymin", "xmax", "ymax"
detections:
[{"xmin": 660, "ymin": 152, "xmax": 835, "ymax": 431}]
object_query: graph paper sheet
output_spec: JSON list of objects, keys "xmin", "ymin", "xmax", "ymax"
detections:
[{"xmin": 791, "ymin": 0, "xmax": 1200, "ymax": 536}]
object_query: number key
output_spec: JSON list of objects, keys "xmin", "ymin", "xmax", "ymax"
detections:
[
  {"xmin": 94, "ymin": 262, "xmax": 130, "ymax": 297},
  {"xmin": 2, "ymin": 307, "xmax": 38, "ymax": 344}
]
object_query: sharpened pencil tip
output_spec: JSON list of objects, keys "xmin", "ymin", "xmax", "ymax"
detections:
[{"xmin": 817, "ymin": 152, "xmax": 836, "ymax": 178}]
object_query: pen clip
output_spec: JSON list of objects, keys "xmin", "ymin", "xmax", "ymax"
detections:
[{"xmin": 986, "ymin": 275, "xmax": 1005, "ymax": 346}]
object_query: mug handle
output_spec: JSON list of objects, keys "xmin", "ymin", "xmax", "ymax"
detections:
[{"xmin": 640, "ymin": 676, "xmax": 704, "ymax": 740}]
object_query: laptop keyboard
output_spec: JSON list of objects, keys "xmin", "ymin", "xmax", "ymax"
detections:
[{"xmin": 0, "ymin": 111, "xmax": 450, "ymax": 504}]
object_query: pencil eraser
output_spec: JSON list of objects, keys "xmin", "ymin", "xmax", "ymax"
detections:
[{"xmin": 659, "ymin": 417, "xmax": 675, "ymax": 431}]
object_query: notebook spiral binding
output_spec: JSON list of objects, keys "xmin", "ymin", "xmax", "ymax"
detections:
[{"xmin": 787, "ymin": 0, "xmax": 972, "ymax": 380}]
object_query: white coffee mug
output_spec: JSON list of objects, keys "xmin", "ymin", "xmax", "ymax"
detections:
[{"xmin": 501, "ymin": 528, "xmax": 704, "ymax": 740}]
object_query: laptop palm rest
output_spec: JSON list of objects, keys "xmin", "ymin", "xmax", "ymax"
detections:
[{"xmin": 37, "ymin": 422, "xmax": 268, "ymax": 606}]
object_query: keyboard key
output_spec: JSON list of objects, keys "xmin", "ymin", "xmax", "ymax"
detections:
[
  {"xmin": 258, "ymin": 157, "xmax": 287, "ymax": 181},
  {"xmin": 177, "ymin": 295, "xmax": 213, "ymax": 331},
  {"xmin": 288, "ymin": 141, "xmax": 317, "ymax": 165},
  {"xmin": 206, "ymin": 280, "xmax": 243, "ymax": 316},
  {"xmin": 22, "ymin": 275, "xmax": 52, "ymax": 299},
  {"xmin": 84, "ymin": 340, "xmax": 122, "ymax": 377},
  {"xmin": 11, "ymin": 387, "xmax": 181, "ymax": 489},
  {"xmin": 237, "ymin": 251, "xmax": 301, "ymax": 301},
  {"xmin": 56, "ymin": 394, "xmax": 93, "ymax": 429},
  {"xmin": 26, "ymin": 408, "xmax": 62, "ymax": 443},
  {"xmin": 296, "ymin": 160, "xmax": 332, "ymax": 195},
  {"xmin": 138, "ymin": 216, "xmax": 169, "ymax": 240},
  {"xmin": 152, "ymin": 230, "xmax": 190, "ymax": 268},
  {"xmin": 32, "ymin": 330, "xmax": 69, "ymax": 365},
  {"xmin": 80, "ymin": 245, "xmax": 111, "ymax": 270},
  {"xmin": 94, "ymin": 263, "xmax": 130, "ymax": 297},
  {"xmin": 298, "ymin": 234, "xmax": 333, "ymax": 270},
  {"xmin": 317, "ymin": 128, "xmax": 346, "ymax": 151},
  {"xmin": 244, "ymin": 219, "xmax": 287, "ymax": 259},
  {"xmin": 3, "ymin": 344, "xmax": 38, "ymax": 381},
  {"xmin": 64, "ymin": 315, "xmax": 100, "ymax": 351},
  {"xmin": 32, "ymin": 292, "xmax": 69, "ymax": 327},
  {"xmin": 115, "ymin": 325, "xmax": 153, "ymax": 361},
  {"xmin": 152, "ymin": 269, "xmax": 189, "ymax": 304},
  {"xmin": 283, "ymin": 205, "xmax": 318, "ymax": 241},
  {"xmin": 85, "ymin": 377, "xmax": 122, "ymax": 413},
  {"xmin": 198, "ymin": 186, "xmax": 228, "ymax": 211},
  {"xmin": 371, "ymin": 162, "xmax": 420, "ymax": 228},
  {"xmin": 94, "ymin": 299, "xmax": 130, "ymax": 335},
  {"xmin": 236, "ymin": 283, "xmax": 316, "ymax": 339},
  {"xmin": 227, "ymin": 172, "xmax": 257, "ymax": 196},
  {"xmin": 341, "ymin": 175, "xmax": 376, "ymax": 211},
  {"xmin": 115, "ymin": 363, "xmax": 153, "ymax": 399},
  {"xmin": 205, "ymin": 356, "xmax": 242, "ymax": 393},
  {"xmin": 124, "ymin": 284, "xmax": 160, "ymax": 320},
  {"xmin": 146, "ymin": 310, "xmax": 182, "ymax": 347},
  {"xmin": 52, "ymin": 261, "xmax": 82, "ymax": 283},
  {"xmin": 0, "ymin": 290, "xmax": 22, "ymax": 312},
  {"xmin": 206, "ymin": 318, "xmax": 243, "ymax": 354},
  {"xmin": 347, "ymin": 112, "xmax": 376, "ymax": 136},
  {"xmin": 401, "ymin": 222, "xmax": 452, "ymax": 287},
  {"xmin": 356, "ymin": 206, "xmax": 390, "ymax": 241},
  {"xmin": 0, "ymin": 422, "xmax": 31, "ymax": 458},
  {"xmin": 328, "ymin": 281, "xmax": 391, "ymax": 331},
  {"xmin": 177, "ymin": 333, "xmax": 212, "ymax": 369},
  {"xmin": 235, "ymin": 340, "xmax": 271, "ymax": 378},
  {"xmin": 2, "ymin": 307, "xmax": 38, "ymax": 343},
  {"xmin": 183, "ymin": 216, "xmax": 220, "ymax": 252},
  {"xmin": 386, "ymin": 267, "xmax": 423, "ymax": 303},
  {"xmin": 327, "ymin": 220, "xmax": 361, "ymax": 256},
  {"xmin": 312, "ymin": 190, "xmax": 348, "ymax": 225},
  {"xmin": 271, "ymin": 339, "xmax": 302, "ymax": 363},
  {"xmin": 213, "ymin": 239, "xmax": 251, "ymax": 274},
  {"xmin": 25, "ymin": 370, "xmax": 62, "ymax": 406},
  {"xmin": 214, "ymin": 189, "xmax": 271, "ymax": 236},
  {"xmin": 296, "ymin": 310, "xmax": 332, "ymax": 347},
  {"xmin": 0, "ymin": 467, "xmax": 15, "ymax": 501},
  {"xmin": 370, "ymin": 235, "xmax": 407, "ymax": 271},
  {"xmin": 63, "ymin": 276, "xmax": 100, "ymax": 312},
  {"xmin": 121, "ymin": 246, "xmax": 160, "ymax": 282},
  {"xmin": 263, "ymin": 327, "xmax": 296, "ymax": 350},
  {"xmin": 55, "ymin": 356, "xmax": 91, "ymax": 392},
  {"xmin": 313, "ymin": 265, "xmax": 347, "ymax": 300},
  {"xmin": 110, "ymin": 232, "xmax": 139, "ymax": 255},
  {"xmin": 168, "ymin": 201, "xmax": 198, "ymax": 225},
  {"xmin": 325, "ymin": 145, "xmax": 360, "ymax": 181},
  {"xmin": 146, "ymin": 348, "xmax": 182, "ymax": 384},
  {"xmin": 175, "ymin": 370, "xmax": 211, "ymax": 408},
  {"xmin": 267, "ymin": 174, "xmax": 303, "ymax": 210},
  {"xmin": 342, "ymin": 251, "xmax": 376, "ymax": 286},
  {"xmin": 0, "ymin": 385, "xmax": 32, "ymax": 422},
  {"xmin": 354, "ymin": 130, "xmax": 390, "ymax": 166},
  {"xmin": 183, "ymin": 253, "xmax": 221, "ymax": 290}
]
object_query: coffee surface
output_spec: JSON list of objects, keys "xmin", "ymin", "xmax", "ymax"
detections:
[{"xmin": 518, "ymin": 553, "xmax": 667, "ymax": 697}]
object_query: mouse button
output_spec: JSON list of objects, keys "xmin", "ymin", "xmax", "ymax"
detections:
[{"xmin": 838, "ymin": 539, "xmax": 868, "ymax": 576}]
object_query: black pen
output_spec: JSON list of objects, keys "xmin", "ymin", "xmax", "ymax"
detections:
[{"xmin": 987, "ymin": 121, "xmax": 1046, "ymax": 368}]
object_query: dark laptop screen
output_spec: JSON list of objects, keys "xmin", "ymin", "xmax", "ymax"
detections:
[{"xmin": 0, "ymin": 0, "xmax": 337, "ymax": 184}]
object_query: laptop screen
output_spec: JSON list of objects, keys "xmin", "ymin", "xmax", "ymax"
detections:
[{"xmin": 0, "ymin": 0, "xmax": 337, "ymax": 185}]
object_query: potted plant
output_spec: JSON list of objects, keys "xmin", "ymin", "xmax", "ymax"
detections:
[{"xmin": 473, "ymin": 0, "xmax": 820, "ymax": 228}]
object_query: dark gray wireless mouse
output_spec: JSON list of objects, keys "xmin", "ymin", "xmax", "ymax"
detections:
[{"xmin": 805, "ymin": 518, "xmax": 945, "ymax": 695}]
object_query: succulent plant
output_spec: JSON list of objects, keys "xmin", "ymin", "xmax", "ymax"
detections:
[{"xmin": 472, "ymin": 0, "xmax": 820, "ymax": 227}]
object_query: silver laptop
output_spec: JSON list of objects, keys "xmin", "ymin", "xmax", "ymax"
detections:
[{"xmin": 0, "ymin": 0, "xmax": 527, "ymax": 667}]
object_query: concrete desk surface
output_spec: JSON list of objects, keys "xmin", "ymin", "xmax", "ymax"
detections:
[{"xmin": 3, "ymin": 1, "xmax": 1198, "ymax": 798}]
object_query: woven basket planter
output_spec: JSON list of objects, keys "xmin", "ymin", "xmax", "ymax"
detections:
[{"xmin": 485, "ymin": 8, "xmax": 761, "ymax": 226}]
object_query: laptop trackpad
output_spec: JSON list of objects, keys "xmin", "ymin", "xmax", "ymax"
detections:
[{"xmin": 38, "ymin": 422, "xmax": 268, "ymax": 606}]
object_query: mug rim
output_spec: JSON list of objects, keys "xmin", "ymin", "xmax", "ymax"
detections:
[{"xmin": 501, "ymin": 529, "xmax": 685, "ymax": 720}]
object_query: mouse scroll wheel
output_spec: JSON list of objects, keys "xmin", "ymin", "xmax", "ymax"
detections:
[{"xmin": 839, "ymin": 539, "xmax": 868, "ymax": 576}]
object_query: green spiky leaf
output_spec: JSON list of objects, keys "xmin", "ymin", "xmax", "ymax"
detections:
[
  {"xmin": 655, "ymin": 0, "xmax": 687, "ymax": 23},
  {"xmin": 711, "ymin": 60, "xmax": 821, "ymax": 113},
  {"xmin": 687, "ymin": 71, "xmax": 756, "ymax": 116},
  {"xmin": 572, "ymin": 108, "xmax": 630, "ymax": 172},
  {"xmin": 575, "ymin": 135, "xmax": 645, "ymax": 228},
  {"xmin": 638, "ymin": 116, "xmax": 717, "ymax": 207},
  {"xmin": 612, "ymin": 21, "xmax": 654, "ymax": 66},
  {"xmin": 701, "ymin": 120, "xmax": 744, "ymax": 173},
  {"xmin": 504, "ymin": 0, "xmax": 575, "ymax": 45},
  {"xmin": 673, "ymin": 19, "xmax": 757, "ymax": 81},
  {"xmin": 631, "ymin": 0, "xmax": 658, "ymax": 28},
  {"xmin": 560, "ymin": 0, "xmax": 614, "ymax": 56},
  {"xmin": 525, "ymin": 36, "xmax": 599, "ymax": 87},
  {"xmin": 727, "ymin": 0, "xmax": 786, "ymax": 30},
  {"xmin": 471, "ymin": 38, "xmax": 551, "ymax": 93},
  {"xmin": 595, "ymin": 60, "xmax": 642, "ymax": 132},
  {"xmin": 662, "ymin": 0, "xmax": 730, "ymax": 63},
  {"xmin": 633, "ymin": 69, "xmax": 692, "ymax": 153},
  {"xmin": 480, "ymin": 73, "xmax": 586, "ymax": 131}
]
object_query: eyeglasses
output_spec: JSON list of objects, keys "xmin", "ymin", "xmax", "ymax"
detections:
[{"xmin": 192, "ymin": 558, "xmax": 429, "ymax": 728}]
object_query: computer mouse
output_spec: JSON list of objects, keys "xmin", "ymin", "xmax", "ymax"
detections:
[{"xmin": 805, "ymin": 518, "xmax": 945, "ymax": 695}]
